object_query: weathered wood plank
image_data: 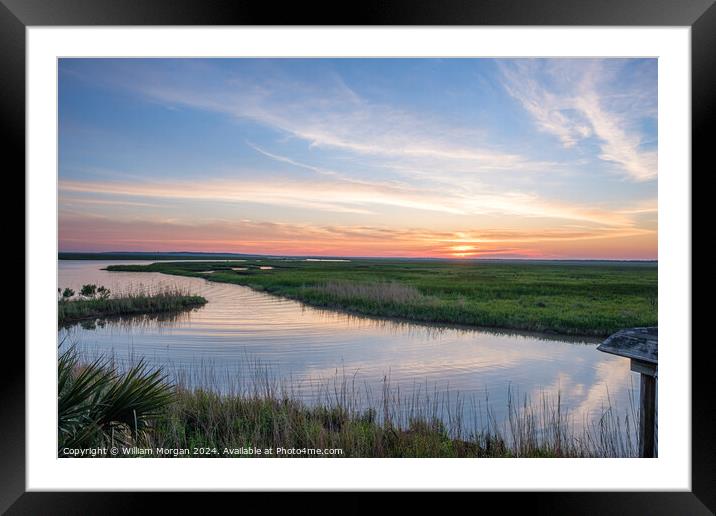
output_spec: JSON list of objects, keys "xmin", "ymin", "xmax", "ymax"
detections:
[
  {"xmin": 639, "ymin": 374, "xmax": 657, "ymax": 458},
  {"xmin": 631, "ymin": 358, "xmax": 658, "ymax": 377},
  {"xmin": 597, "ymin": 326, "xmax": 657, "ymax": 364}
]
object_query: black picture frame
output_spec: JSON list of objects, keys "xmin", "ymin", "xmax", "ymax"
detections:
[{"xmin": 5, "ymin": 0, "xmax": 711, "ymax": 512}]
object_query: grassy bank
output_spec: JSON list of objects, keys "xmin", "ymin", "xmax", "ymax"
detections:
[
  {"xmin": 107, "ymin": 259, "xmax": 657, "ymax": 336},
  {"xmin": 58, "ymin": 349, "xmax": 638, "ymax": 458},
  {"xmin": 148, "ymin": 386, "xmax": 635, "ymax": 458},
  {"xmin": 58, "ymin": 285, "xmax": 207, "ymax": 326}
]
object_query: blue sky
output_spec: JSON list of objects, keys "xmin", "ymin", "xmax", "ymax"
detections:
[{"xmin": 58, "ymin": 58, "xmax": 657, "ymax": 258}]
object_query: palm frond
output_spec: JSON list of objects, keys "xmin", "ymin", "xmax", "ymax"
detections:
[{"xmin": 58, "ymin": 348, "xmax": 173, "ymax": 453}]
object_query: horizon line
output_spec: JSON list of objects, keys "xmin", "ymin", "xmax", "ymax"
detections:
[{"xmin": 58, "ymin": 250, "xmax": 658, "ymax": 262}]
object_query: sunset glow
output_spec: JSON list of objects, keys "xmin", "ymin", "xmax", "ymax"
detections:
[{"xmin": 59, "ymin": 58, "xmax": 657, "ymax": 259}]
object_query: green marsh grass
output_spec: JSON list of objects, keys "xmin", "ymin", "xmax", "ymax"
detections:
[{"xmin": 107, "ymin": 259, "xmax": 657, "ymax": 336}]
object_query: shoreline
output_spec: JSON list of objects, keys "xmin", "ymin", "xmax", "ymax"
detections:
[
  {"xmin": 103, "ymin": 260, "xmax": 657, "ymax": 338},
  {"xmin": 201, "ymin": 277, "xmax": 604, "ymax": 342}
]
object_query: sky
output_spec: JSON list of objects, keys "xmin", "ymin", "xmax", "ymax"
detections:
[{"xmin": 58, "ymin": 58, "xmax": 657, "ymax": 259}]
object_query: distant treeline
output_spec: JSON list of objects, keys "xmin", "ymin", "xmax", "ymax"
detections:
[{"xmin": 59, "ymin": 252, "xmax": 260, "ymax": 261}]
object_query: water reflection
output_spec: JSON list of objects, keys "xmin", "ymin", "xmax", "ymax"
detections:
[
  {"xmin": 61, "ymin": 307, "xmax": 200, "ymax": 331},
  {"xmin": 58, "ymin": 260, "xmax": 639, "ymax": 434},
  {"xmin": 305, "ymin": 306, "xmax": 600, "ymax": 344}
]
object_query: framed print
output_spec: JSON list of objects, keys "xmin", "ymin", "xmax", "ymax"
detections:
[{"xmin": 5, "ymin": 0, "xmax": 712, "ymax": 512}]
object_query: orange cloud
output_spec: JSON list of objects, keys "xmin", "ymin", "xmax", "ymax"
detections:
[{"xmin": 59, "ymin": 213, "xmax": 656, "ymax": 259}]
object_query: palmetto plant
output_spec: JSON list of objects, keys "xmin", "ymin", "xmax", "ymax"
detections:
[
  {"xmin": 79, "ymin": 284, "xmax": 98, "ymax": 298},
  {"xmin": 58, "ymin": 347, "xmax": 173, "ymax": 454}
]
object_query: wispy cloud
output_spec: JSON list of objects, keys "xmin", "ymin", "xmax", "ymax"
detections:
[
  {"xmin": 116, "ymin": 62, "xmax": 547, "ymax": 175},
  {"xmin": 59, "ymin": 176, "xmax": 644, "ymax": 229},
  {"xmin": 59, "ymin": 196, "xmax": 163, "ymax": 209},
  {"xmin": 499, "ymin": 59, "xmax": 657, "ymax": 181},
  {"xmin": 245, "ymin": 142, "xmax": 339, "ymax": 178}
]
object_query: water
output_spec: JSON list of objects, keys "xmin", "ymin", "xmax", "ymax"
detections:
[{"xmin": 58, "ymin": 260, "xmax": 639, "ymax": 434}]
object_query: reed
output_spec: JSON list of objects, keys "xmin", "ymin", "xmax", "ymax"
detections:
[{"xmin": 58, "ymin": 285, "xmax": 207, "ymax": 326}]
